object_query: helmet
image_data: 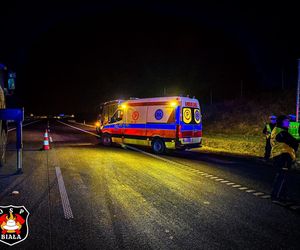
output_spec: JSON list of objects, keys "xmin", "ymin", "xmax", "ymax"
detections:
[
  {"xmin": 288, "ymin": 114, "xmax": 296, "ymax": 122},
  {"xmin": 276, "ymin": 115, "xmax": 289, "ymax": 127}
]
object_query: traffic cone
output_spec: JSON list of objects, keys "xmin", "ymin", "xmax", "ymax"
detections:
[{"xmin": 43, "ymin": 129, "xmax": 50, "ymax": 150}]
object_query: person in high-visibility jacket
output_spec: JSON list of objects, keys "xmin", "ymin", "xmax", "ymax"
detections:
[
  {"xmin": 262, "ymin": 115, "xmax": 277, "ymax": 160},
  {"xmin": 270, "ymin": 115, "xmax": 299, "ymax": 203}
]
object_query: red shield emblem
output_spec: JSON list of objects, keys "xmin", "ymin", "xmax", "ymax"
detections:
[{"xmin": 0, "ymin": 205, "xmax": 30, "ymax": 246}]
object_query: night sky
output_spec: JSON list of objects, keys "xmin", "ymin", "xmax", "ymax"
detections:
[{"xmin": 1, "ymin": 2, "xmax": 300, "ymax": 114}]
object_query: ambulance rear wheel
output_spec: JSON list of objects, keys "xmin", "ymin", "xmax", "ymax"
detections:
[
  {"xmin": 152, "ymin": 138, "xmax": 165, "ymax": 154},
  {"xmin": 102, "ymin": 134, "xmax": 112, "ymax": 146}
]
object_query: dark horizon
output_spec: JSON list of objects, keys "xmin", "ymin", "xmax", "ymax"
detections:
[{"xmin": 1, "ymin": 2, "xmax": 300, "ymax": 114}]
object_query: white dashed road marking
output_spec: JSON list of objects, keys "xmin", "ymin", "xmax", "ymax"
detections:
[
  {"xmin": 120, "ymin": 144, "xmax": 273, "ymax": 202},
  {"xmin": 56, "ymin": 123, "xmax": 274, "ymax": 204},
  {"xmin": 253, "ymin": 192, "xmax": 265, "ymax": 196},
  {"xmin": 226, "ymin": 182, "xmax": 235, "ymax": 185},
  {"xmin": 245, "ymin": 190, "xmax": 256, "ymax": 193},
  {"xmin": 221, "ymin": 180, "xmax": 229, "ymax": 183}
]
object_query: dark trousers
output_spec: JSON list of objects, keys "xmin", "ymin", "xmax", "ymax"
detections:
[
  {"xmin": 271, "ymin": 153, "xmax": 292, "ymax": 201},
  {"xmin": 264, "ymin": 138, "xmax": 271, "ymax": 159}
]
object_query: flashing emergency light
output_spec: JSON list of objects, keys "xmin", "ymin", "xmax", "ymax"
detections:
[
  {"xmin": 95, "ymin": 121, "xmax": 101, "ymax": 127},
  {"xmin": 170, "ymin": 101, "xmax": 177, "ymax": 107},
  {"xmin": 121, "ymin": 104, "xmax": 127, "ymax": 109}
]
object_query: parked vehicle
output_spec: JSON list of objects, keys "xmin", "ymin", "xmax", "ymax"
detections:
[{"xmin": 100, "ymin": 96, "xmax": 202, "ymax": 153}]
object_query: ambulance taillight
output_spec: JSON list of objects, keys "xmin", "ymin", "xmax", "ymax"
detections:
[{"xmin": 176, "ymin": 125, "xmax": 182, "ymax": 138}]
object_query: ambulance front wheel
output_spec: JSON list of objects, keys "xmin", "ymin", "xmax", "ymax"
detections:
[
  {"xmin": 152, "ymin": 138, "xmax": 166, "ymax": 154},
  {"xmin": 102, "ymin": 134, "xmax": 112, "ymax": 146}
]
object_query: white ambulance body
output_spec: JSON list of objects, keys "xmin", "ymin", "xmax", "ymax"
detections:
[{"xmin": 101, "ymin": 96, "xmax": 202, "ymax": 153}]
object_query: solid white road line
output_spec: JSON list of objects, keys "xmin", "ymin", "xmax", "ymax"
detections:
[
  {"xmin": 57, "ymin": 120, "xmax": 100, "ymax": 138},
  {"xmin": 69, "ymin": 120, "xmax": 95, "ymax": 128},
  {"xmin": 55, "ymin": 167, "xmax": 74, "ymax": 220},
  {"xmin": 8, "ymin": 120, "xmax": 40, "ymax": 132}
]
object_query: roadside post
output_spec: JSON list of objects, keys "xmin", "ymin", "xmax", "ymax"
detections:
[
  {"xmin": 295, "ymin": 59, "xmax": 300, "ymax": 168},
  {"xmin": 0, "ymin": 108, "xmax": 24, "ymax": 173}
]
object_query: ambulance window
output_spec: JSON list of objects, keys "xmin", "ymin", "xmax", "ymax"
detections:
[
  {"xmin": 182, "ymin": 108, "xmax": 201, "ymax": 124},
  {"xmin": 183, "ymin": 108, "xmax": 192, "ymax": 124},
  {"xmin": 110, "ymin": 110, "xmax": 123, "ymax": 123},
  {"xmin": 194, "ymin": 108, "xmax": 201, "ymax": 124},
  {"xmin": 103, "ymin": 106, "xmax": 109, "ymax": 122},
  {"xmin": 117, "ymin": 110, "xmax": 123, "ymax": 121},
  {"xmin": 109, "ymin": 104, "xmax": 115, "ymax": 119}
]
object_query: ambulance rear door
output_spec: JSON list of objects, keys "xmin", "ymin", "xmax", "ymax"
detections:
[{"xmin": 181, "ymin": 100, "xmax": 202, "ymax": 142}]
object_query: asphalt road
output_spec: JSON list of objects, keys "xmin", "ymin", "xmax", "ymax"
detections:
[{"xmin": 0, "ymin": 120, "xmax": 300, "ymax": 249}]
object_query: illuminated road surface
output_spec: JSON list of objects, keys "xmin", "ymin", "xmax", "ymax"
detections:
[{"xmin": 1, "ymin": 120, "xmax": 300, "ymax": 249}]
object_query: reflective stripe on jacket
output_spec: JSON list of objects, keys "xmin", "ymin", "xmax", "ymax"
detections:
[{"xmin": 266, "ymin": 124, "xmax": 272, "ymax": 139}]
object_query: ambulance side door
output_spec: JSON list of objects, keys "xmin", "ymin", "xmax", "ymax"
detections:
[{"xmin": 124, "ymin": 106, "xmax": 147, "ymax": 138}]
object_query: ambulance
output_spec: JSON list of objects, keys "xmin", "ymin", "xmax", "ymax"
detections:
[{"xmin": 100, "ymin": 96, "xmax": 202, "ymax": 153}]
